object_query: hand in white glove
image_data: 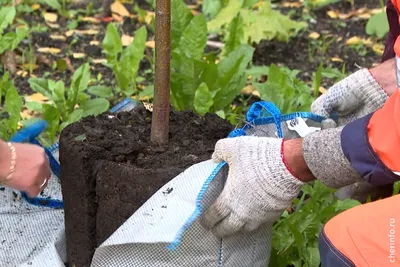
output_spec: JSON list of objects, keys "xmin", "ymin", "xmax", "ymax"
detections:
[
  {"xmin": 200, "ymin": 136, "xmax": 304, "ymax": 238},
  {"xmin": 312, "ymin": 68, "xmax": 388, "ymax": 127}
]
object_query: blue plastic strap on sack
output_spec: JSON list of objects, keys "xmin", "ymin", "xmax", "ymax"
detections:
[{"xmin": 169, "ymin": 101, "xmax": 327, "ymax": 250}]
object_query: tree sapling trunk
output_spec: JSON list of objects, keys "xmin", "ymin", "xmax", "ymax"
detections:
[{"xmin": 151, "ymin": 0, "xmax": 171, "ymax": 145}]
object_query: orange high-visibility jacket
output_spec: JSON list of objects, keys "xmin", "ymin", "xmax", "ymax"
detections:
[{"xmin": 341, "ymin": 0, "xmax": 400, "ymax": 184}]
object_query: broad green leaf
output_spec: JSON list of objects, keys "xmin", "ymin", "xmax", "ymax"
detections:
[
  {"xmin": 25, "ymin": 101, "xmax": 43, "ymax": 112},
  {"xmin": 242, "ymin": 0, "xmax": 259, "ymax": 8},
  {"xmin": 87, "ymin": 85, "xmax": 113, "ymax": 98},
  {"xmin": 304, "ymin": 247, "xmax": 320, "ymax": 267},
  {"xmin": 207, "ymin": 0, "xmax": 242, "ymax": 32},
  {"xmin": 43, "ymin": 104, "xmax": 60, "ymax": 143},
  {"xmin": 28, "ymin": 78, "xmax": 52, "ymax": 98},
  {"xmin": 81, "ymin": 98, "xmax": 110, "ymax": 117},
  {"xmin": 60, "ymin": 109, "xmax": 83, "ymax": 131},
  {"xmin": 179, "ymin": 14, "xmax": 207, "ymax": 59},
  {"xmin": 0, "ymin": 6, "xmax": 16, "ymax": 34},
  {"xmin": 334, "ymin": 198, "xmax": 361, "ymax": 212},
  {"xmin": 68, "ymin": 63, "xmax": 91, "ymax": 110},
  {"xmin": 366, "ymin": 12, "xmax": 389, "ymax": 39},
  {"xmin": 102, "ymin": 23, "xmax": 123, "ymax": 63},
  {"xmin": 117, "ymin": 26, "xmax": 147, "ymax": 93},
  {"xmin": 138, "ymin": 84, "xmax": 154, "ymax": 99},
  {"xmin": 194, "ymin": 83, "xmax": 213, "ymax": 115},
  {"xmin": 222, "ymin": 14, "xmax": 244, "ymax": 57},
  {"xmin": 202, "ymin": 0, "xmax": 222, "ymax": 19},
  {"xmin": 171, "ymin": 0, "xmax": 193, "ymax": 50},
  {"xmin": 4, "ymin": 85, "xmax": 22, "ymax": 137},
  {"xmin": 213, "ymin": 44, "xmax": 254, "ymax": 110},
  {"xmin": 37, "ymin": 0, "xmax": 61, "ymax": 11}
]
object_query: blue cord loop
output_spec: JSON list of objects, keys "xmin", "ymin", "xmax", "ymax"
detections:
[{"xmin": 246, "ymin": 101, "xmax": 283, "ymax": 138}]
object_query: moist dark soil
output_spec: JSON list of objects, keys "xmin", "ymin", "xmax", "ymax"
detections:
[{"xmin": 59, "ymin": 105, "xmax": 233, "ymax": 267}]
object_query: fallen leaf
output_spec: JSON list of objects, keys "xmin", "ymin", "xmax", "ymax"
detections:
[
  {"xmin": 37, "ymin": 47, "xmax": 61, "ymax": 54},
  {"xmin": 346, "ymin": 36, "xmax": 362, "ymax": 45},
  {"xmin": 191, "ymin": 10, "xmax": 200, "ymax": 15},
  {"xmin": 187, "ymin": 5, "xmax": 199, "ymax": 9},
  {"xmin": 327, "ymin": 10, "xmax": 339, "ymax": 19},
  {"xmin": 46, "ymin": 22, "xmax": 60, "ymax": 29},
  {"xmin": 81, "ymin": 17, "xmax": 100, "ymax": 23},
  {"xmin": 75, "ymin": 29, "xmax": 99, "ymax": 35},
  {"xmin": 372, "ymin": 43, "xmax": 385, "ymax": 55},
  {"xmin": 25, "ymin": 93, "xmax": 49, "ymax": 103},
  {"xmin": 331, "ymin": 57, "xmax": 344, "ymax": 62},
  {"xmin": 309, "ymin": 32, "xmax": 320, "ymax": 39},
  {"xmin": 44, "ymin": 12, "xmax": 58, "ymax": 23},
  {"xmin": 121, "ymin": 34, "xmax": 133, "ymax": 46},
  {"xmin": 50, "ymin": 34, "xmax": 66, "ymax": 41},
  {"xmin": 319, "ymin": 86, "xmax": 327, "ymax": 94},
  {"xmin": 145, "ymin": 11, "xmax": 155, "ymax": 25},
  {"xmin": 112, "ymin": 13, "xmax": 124, "ymax": 22},
  {"xmin": 16, "ymin": 70, "xmax": 28, "ymax": 77},
  {"xmin": 21, "ymin": 63, "xmax": 39, "ymax": 71},
  {"xmin": 142, "ymin": 102, "xmax": 153, "ymax": 112},
  {"xmin": 90, "ymin": 40, "xmax": 100, "ymax": 46},
  {"xmin": 146, "ymin": 40, "xmax": 155, "ymax": 49},
  {"xmin": 111, "ymin": 1, "xmax": 130, "ymax": 17},
  {"xmin": 20, "ymin": 109, "xmax": 33, "ymax": 120},
  {"xmin": 282, "ymin": 2, "xmax": 302, "ymax": 8},
  {"xmin": 91, "ymin": 58, "xmax": 107, "ymax": 64},
  {"xmin": 73, "ymin": 53, "xmax": 86, "ymax": 59},
  {"xmin": 241, "ymin": 85, "xmax": 256, "ymax": 95},
  {"xmin": 31, "ymin": 4, "xmax": 40, "ymax": 10},
  {"xmin": 65, "ymin": 30, "xmax": 75, "ymax": 37}
]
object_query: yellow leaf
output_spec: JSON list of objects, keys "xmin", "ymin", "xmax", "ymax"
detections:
[
  {"xmin": 142, "ymin": 102, "xmax": 153, "ymax": 112},
  {"xmin": 20, "ymin": 109, "xmax": 33, "ymax": 120},
  {"xmin": 241, "ymin": 85, "xmax": 256, "ymax": 95},
  {"xmin": 331, "ymin": 57, "xmax": 344, "ymax": 62},
  {"xmin": 31, "ymin": 4, "xmax": 40, "ymax": 10},
  {"xmin": 309, "ymin": 32, "xmax": 320, "ymax": 39},
  {"xmin": 16, "ymin": 70, "xmax": 28, "ymax": 77},
  {"xmin": 75, "ymin": 29, "xmax": 99, "ymax": 35},
  {"xmin": 21, "ymin": 63, "xmax": 39, "ymax": 71},
  {"xmin": 92, "ymin": 58, "xmax": 107, "ymax": 64},
  {"xmin": 319, "ymin": 86, "xmax": 327, "ymax": 94},
  {"xmin": 146, "ymin": 40, "xmax": 155, "ymax": 49},
  {"xmin": 282, "ymin": 2, "xmax": 302, "ymax": 8},
  {"xmin": 81, "ymin": 17, "xmax": 100, "ymax": 23},
  {"xmin": 44, "ymin": 12, "xmax": 58, "ymax": 23},
  {"xmin": 65, "ymin": 30, "xmax": 75, "ymax": 37},
  {"xmin": 50, "ymin": 34, "xmax": 66, "ymax": 41},
  {"xmin": 327, "ymin": 10, "xmax": 339, "ymax": 19},
  {"xmin": 145, "ymin": 11, "xmax": 155, "ymax": 25},
  {"xmin": 37, "ymin": 47, "xmax": 61, "ymax": 54},
  {"xmin": 46, "ymin": 22, "xmax": 60, "ymax": 29},
  {"xmin": 346, "ymin": 36, "xmax": 362, "ymax": 46},
  {"xmin": 25, "ymin": 93, "xmax": 49, "ymax": 103},
  {"xmin": 111, "ymin": 1, "xmax": 131, "ymax": 17},
  {"xmin": 90, "ymin": 40, "xmax": 100, "ymax": 46},
  {"xmin": 373, "ymin": 43, "xmax": 385, "ymax": 55},
  {"xmin": 121, "ymin": 34, "xmax": 133, "ymax": 46},
  {"xmin": 73, "ymin": 53, "xmax": 86, "ymax": 59}
]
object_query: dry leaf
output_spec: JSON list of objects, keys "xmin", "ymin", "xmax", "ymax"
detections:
[
  {"xmin": 90, "ymin": 40, "xmax": 100, "ymax": 46},
  {"xmin": 20, "ymin": 109, "xmax": 33, "ymax": 120},
  {"xmin": 282, "ymin": 2, "xmax": 302, "ymax": 8},
  {"xmin": 309, "ymin": 32, "xmax": 320, "ymax": 39},
  {"xmin": 21, "ymin": 63, "xmax": 39, "ymax": 71},
  {"xmin": 91, "ymin": 58, "xmax": 107, "ymax": 64},
  {"xmin": 327, "ymin": 10, "xmax": 339, "ymax": 19},
  {"xmin": 16, "ymin": 70, "xmax": 28, "ymax": 77},
  {"xmin": 121, "ymin": 34, "xmax": 133, "ymax": 46},
  {"xmin": 146, "ymin": 40, "xmax": 155, "ymax": 49},
  {"xmin": 25, "ymin": 93, "xmax": 49, "ymax": 103},
  {"xmin": 111, "ymin": 1, "xmax": 130, "ymax": 17},
  {"xmin": 112, "ymin": 13, "xmax": 124, "ymax": 22},
  {"xmin": 37, "ymin": 47, "xmax": 61, "ymax": 54},
  {"xmin": 346, "ymin": 36, "xmax": 362, "ymax": 45},
  {"xmin": 143, "ymin": 102, "xmax": 153, "ymax": 112},
  {"xmin": 81, "ymin": 17, "xmax": 100, "ymax": 23},
  {"xmin": 319, "ymin": 86, "xmax": 327, "ymax": 94},
  {"xmin": 44, "ymin": 12, "xmax": 58, "ymax": 23},
  {"xmin": 373, "ymin": 43, "xmax": 385, "ymax": 55},
  {"xmin": 331, "ymin": 57, "xmax": 344, "ymax": 62},
  {"xmin": 191, "ymin": 10, "xmax": 200, "ymax": 15},
  {"xmin": 31, "ymin": 4, "xmax": 40, "ymax": 10},
  {"xmin": 187, "ymin": 5, "xmax": 199, "ymax": 9},
  {"xmin": 145, "ymin": 11, "xmax": 155, "ymax": 25},
  {"xmin": 46, "ymin": 22, "xmax": 60, "ymax": 29},
  {"xmin": 65, "ymin": 30, "xmax": 75, "ymax": 37},
  {"xmin": 73, "ymin": 53, "xmax": 86, "ymax": 59},
  {"xmin": 75, "ymin": 29, "xmax": 99, "ymax": 35},
  {"xmin": 50, "ymin": 34, "xmax": 66, "ymax": 41}
]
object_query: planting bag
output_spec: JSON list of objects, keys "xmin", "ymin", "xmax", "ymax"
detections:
[{"xmin": 0, "ymin": 100, "xmax": 326, "ymax": 267}]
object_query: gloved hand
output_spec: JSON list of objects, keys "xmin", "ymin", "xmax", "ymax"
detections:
[
  {"xmin": 311, "ymin": 68, "xmax": 388, "ymax": 127},
  {"xmin": 200, "ymin": 136, "xmax": 304, "ymax": 238}
]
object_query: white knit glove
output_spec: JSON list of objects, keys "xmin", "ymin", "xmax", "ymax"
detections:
[
  {"xmin": 312, "ymin": 68, "xmax": 388, "ymax": 127},
  {"xmin": 200, "ymin": 136, "xmax": 304, "ymax": 238}
]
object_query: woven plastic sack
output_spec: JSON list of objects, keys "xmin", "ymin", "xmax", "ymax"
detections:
[{"xmin": 0, "ymin": 100, "xmax": 326, "ymax": 267}]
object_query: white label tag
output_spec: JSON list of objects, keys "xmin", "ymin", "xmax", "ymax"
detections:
[{"xmin": 286, "ymin": 117, "xmax": 321, "ymax": 137}]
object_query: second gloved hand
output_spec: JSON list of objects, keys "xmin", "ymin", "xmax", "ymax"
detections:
[{"xmin": 200, "ymin": 136, "xmax": 304, "ymax": 238}]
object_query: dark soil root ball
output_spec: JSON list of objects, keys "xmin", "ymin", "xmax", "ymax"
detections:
[{"xmin": 59, "ymin": 104, "xmax": 233, "ymax": 267}]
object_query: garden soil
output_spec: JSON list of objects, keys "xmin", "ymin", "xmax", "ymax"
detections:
[{"xmin": 59, "ymin": 105, "xmax": 233, "ymax": 267}]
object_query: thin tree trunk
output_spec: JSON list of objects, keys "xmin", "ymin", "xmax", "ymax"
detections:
[{"xmin": 151, "ymin": 0, "xmax": 171, "ymax": 145}]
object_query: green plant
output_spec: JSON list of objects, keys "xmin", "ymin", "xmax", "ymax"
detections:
[
  {"xmin": 269, "ymin": 181, "xmax": 361, "ymax": 267},
  {"xmin": 252, "ymin": 64, "xmax": 313, "ymax": 114},
  {"xmin": 0, "ymin": 72, "xmax": 22, "ymax": 140},
  {"xmin": 303, "ymin": 0, "xmax": 340, "ymax": 10},
  {"xmin": 102, "ymin": 24, "xmax": 148, "ymax": 97},
  {"xmin": 27, "ymin": 63, "xmax": 110, "ymax": 142},
  {"xmin": 0, "ymin": 6, "xmax": 29, "ymax": 55},
  {"xmin": 170, "ymin": 0, "xmax": 254, "ymax": 116},
  {"xmin": 207, "ymin": 0, "xmax": 307, "ymax": 48},
  {"xmin": 366, "ymin": 12, "xmax": 389, "ymax": 39}
]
